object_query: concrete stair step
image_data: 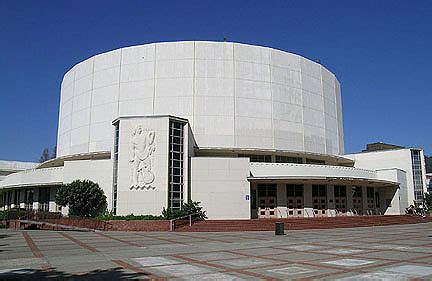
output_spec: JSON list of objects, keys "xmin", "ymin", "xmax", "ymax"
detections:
[{"xmin": 175, "ymin": 215, "xmax": 432, "ymax": 232}]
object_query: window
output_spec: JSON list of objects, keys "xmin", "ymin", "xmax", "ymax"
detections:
[
  {"xmin": 352, "ymin": 186, "xmax": 362, "ymax": 198},
  {"xmin": 13, "ymin": 190, "xmax": 20, "ymax": 207},
  {"xmin": 276, "ymin": 156, "xmax": 303, "ymax": 164},
  {"xmin": 411, "ymin": 150, "xmax": 424, "ymax": 202},
  {"xmin": 168, "ymin": 120, "xmax": 185, "ymax": 210},
  {"xmin": 312, "ymin": 185, "xmax": 326, "ymax": 197},
  {"xmin": 334, "ymin": 185, "xmax": 347, "ymax": 212},
  {"xmin": 251, "ymin": 189, "xmax": 257, "ymax": 210},
  {"xmin": 334, "ymin": 185, "xmax": 346, "ymax": 197},
  {"xmin": 39, "ymin": 188, "xmax": 50, "ymax": 212},
  {"xmin": 375, "ymin": 192, "xmax": 380, "ymax": 208},
  {"xmin": 312, "ymin": 185, "xmax": 326, "ymax": 211},
  {"xmin": 286, "ymin": 184, "xmax": 303, "ymax": 197},
  {"xmin": 24, "ymin": 189, "xmax": 34, "ymax": 210},
  {"xmin": 367, "ymin": 187, "xmax": 374, "ymax": 198},
  {"xmin": 112, "ymin": 122, "xmax": 120, "ymax": 214},
  {"xmin": 306, "ymin": 159, "xmax": 325, "ymax": 165},
  {"xmin": 257, "ymin": 184, "xmax": 277, "ymax": 197},
  {"xmin": 239, "ymin": 154, "xmax": 271, "ymax": 163}
]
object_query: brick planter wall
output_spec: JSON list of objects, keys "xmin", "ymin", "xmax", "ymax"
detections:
[
  {"xmin": 108, "ymin": 220, "xmax": 170, "ymax": 231},
  {"xmin": 6, "ymin": 218, "xmax": 170, "ymax": 231}
]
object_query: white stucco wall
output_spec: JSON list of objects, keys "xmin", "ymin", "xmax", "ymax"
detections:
[
  {"xmin": 191, "ymin": 157, "xmax": 250, "ymax": 219},
  {"xmin": 63, "ymin": 159, "xmax": 113, "ymax": 210},
  {"xmin": 57, "ymin": 41, "xmax": 344, "ymax": 158},
  {"xmin": 346, "ymin": 149, "xmax": 427, "ymax": 205},
  {"xmin": 376, "ymin": 168, "xmax": 408, "ymax": 214},
  {"xmin": 115, "ymin": 116, "xmax": 170, "ymax": 215}
]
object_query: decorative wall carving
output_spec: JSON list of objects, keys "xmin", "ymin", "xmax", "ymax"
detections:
[{"xmin": 130, "ymin": 125, "xmax": 156, "ymax": 190}]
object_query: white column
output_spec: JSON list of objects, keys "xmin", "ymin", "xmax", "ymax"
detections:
[
  {"xmin": 304, "ymin": 183, "xmax": 313, "ymax": 217},
  {"xmin": 19, "ymin": 189, "xmax": 26, "ymax": 209},
  {"xmin": 362, "ymin": 186, "xmax": 368, "ymax": 215},
  {"xmin": 277, "ymin": 183, "xmax": 287, "ymax": 218},
  {"xmin": 10, "ymin": 190, "xmax": 17, "ymax": 209},
  {"xmin": 33, "ymin": 187, "xmax": 39, "ymax": 210},
  {"xmin": 49, "ymin": 187, "xmax": 57, "ymax": 212},
  {"xmin": 327, "ymin": 185, "xmax": 335, "ymax": 217},
  {"xmin": 346, "ymin": 185, "xmax": 354, "ymax": 216}
]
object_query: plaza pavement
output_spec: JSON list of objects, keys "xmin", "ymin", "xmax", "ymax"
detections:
[{"xmin": 1, "ymin": 223, "xmax": 432, "ymax": 280}]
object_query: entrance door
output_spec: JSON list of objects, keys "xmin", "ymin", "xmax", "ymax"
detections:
[
  {"xmin": 24, "ymin": 189, "xmax": 34, "ymax": 210},
  {"xmin": 366, "ymin": 187, "xmax": 375, "ymax": 215},
  {"xmin": 287, "ymin": 184, "xmax": 304, "ymax": 217},
  {"xmin": 39, "ymin": 188, "xmax": 50, "ymax": 212},
  {"xmin": 312, "ymin": 185, "xmax": 327, "ymax": 217},
  {"xmin": 352, "ymin": 186, "xmax": 363, "ymax": 215},
  {"xmin": 334, "ymin": 185, "xmax": 347, "ymax": 215},
  {"xmin": 257, "ymin": 184, "xmax": 277, "ymax": 218}
]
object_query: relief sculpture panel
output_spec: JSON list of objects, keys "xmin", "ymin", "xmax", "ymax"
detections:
[{"xmin": 130, "ymin": 125, "xmax": 156, "ymax": 190}]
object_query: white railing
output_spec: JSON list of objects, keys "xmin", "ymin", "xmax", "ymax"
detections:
[{"xmin": 169, "ymin": 212, "xmax": 205, "ymax": 231}]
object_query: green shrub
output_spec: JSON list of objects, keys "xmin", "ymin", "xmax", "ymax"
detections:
[
  {"xmin": 0, "ymin": 209, "xmax": 62, "ymax": 220},
  {"xmin": 0, "ymin": 210, "xmax": 7, "ymax": 220},
  {"xmin": 162, "ymin": 200, "xmax": 207, "ymax": 220},
  {"xmin": 97, "ymin": 213, "xmax": 163, "ymax": 221},
  {"xmin": 56, "ymin": 180, "xmax": 107, "ymax": 218},
  {"xmin": 0, "ymin": 209, "xmax": 29, "ymax": 220}
]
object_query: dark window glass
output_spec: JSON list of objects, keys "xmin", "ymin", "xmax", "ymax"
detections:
[
  {"xmin": 306, "ymin": 159, "xmax": 325, "ymax": 165},
  {"xmin": 286, "ymin": 185, "xmax": 295, "ymax": 197},
  {"xmin": 276, "ymin": 156, "xmax": 303, "ymax": 164},
  {"xmin": 168, "ymin": 120, "xmax": 184, "ymax": 210},
  {"xmin": 295, "ymin": 185, "xmax": 303, "ymax": 196},
  {"xmin": 367, "ymin": 187, "xmax": 374, "ymax": 198},
  {"xmin": 352, "ymin": 186, "xmax": 362, "ymax": 198},
  {"xmin": 251, "ymin": 189, "xmax": 257, "ymax": 209},
  {"xmin": 267, "ymin": 185, "xmax": 277, "ymax": 197}
]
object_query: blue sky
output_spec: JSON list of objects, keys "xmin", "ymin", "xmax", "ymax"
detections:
[{"xmin": 0, "ymin": 0, "xmax": 431, "ymax": 162}]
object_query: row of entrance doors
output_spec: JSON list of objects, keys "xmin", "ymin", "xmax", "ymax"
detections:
[
  {"xmin": 254, "ymin": 184, "xmax": 379, "ymax": 218},
  {"xmin": 256, "ymin": 184, "xmax": 307, "ymax": 218}
]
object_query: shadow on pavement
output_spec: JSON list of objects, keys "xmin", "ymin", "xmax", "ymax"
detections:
[{"xmin": 0, "ymin": 267, "xmax": 147, "ymax": 280}]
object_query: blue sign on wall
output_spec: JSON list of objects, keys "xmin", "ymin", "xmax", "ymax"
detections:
[{"xmin": 245, "ymin": 195, "xmax": 250, "ymax": 201}]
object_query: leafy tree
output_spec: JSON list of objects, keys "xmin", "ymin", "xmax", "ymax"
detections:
[
  {"xmin": 425, "ymin": 156, "xmax": 432, "ymax": 173},
  {"xmin": 425, "ymin": 193, "xmax": 432, "ymax": 211},
  {"xmin": 39, "ymin": 148, "xmax": 50, "ymax": 163},
  {"xmin": 162, "ymin": 200, "xmax": 207, "ymax": 220},
  {"xmin": 51, "ymin": 145, "xmax": 57, "ymax": 159},
  {"xmin": 55, "ymin": 180, "xmax": 107, "ymax": 217}
]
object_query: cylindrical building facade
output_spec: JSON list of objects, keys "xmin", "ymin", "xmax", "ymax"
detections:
[{"xmin": 57, "ymin": 41, "xmax": 343, "ymax": 157}]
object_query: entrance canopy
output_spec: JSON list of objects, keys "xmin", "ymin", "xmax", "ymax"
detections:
[{"xmin": 249, "ymin": 163, "xmax": 400, "ymax": 187}]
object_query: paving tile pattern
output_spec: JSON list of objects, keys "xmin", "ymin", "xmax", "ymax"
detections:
[{"xmin": 1, "ymin": 222, "xmax": 432, "ymax": 279}]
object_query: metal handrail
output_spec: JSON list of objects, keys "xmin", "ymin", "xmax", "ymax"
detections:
[
  {"xmin": 13, "ymin": 210, "xmax": 112, "ymax": 231},
  {"xmin": 169, "ymin": 212, "xmax": 204, "ymax": 231}
]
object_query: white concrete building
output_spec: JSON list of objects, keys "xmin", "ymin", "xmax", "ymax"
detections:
[
  {"xmin": 0, "ymin": 41, "xmax": 428, "ymax": 219},
  {"xmin": 426, "ymin": 173, "xmax": 432, "ymax": 193}
]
